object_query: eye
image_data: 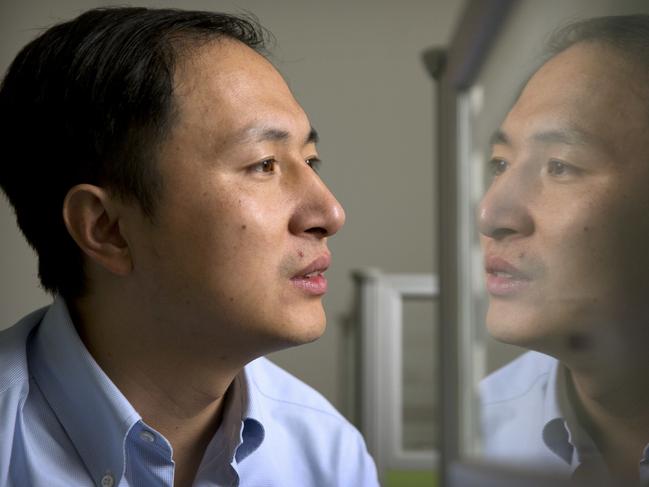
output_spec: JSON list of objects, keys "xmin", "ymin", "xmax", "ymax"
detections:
[
  {"xmin": 306, "ymin": 157, "xmax": 322, "ymax": 173},
  {"xmin": 488, "ymin": 158, "xmax": 508, "ymax": 176},
  {"xmin": 547, "ymin": 159, "xmax": 576, "ymax": 177},
  {"xmin": 253, "ymin": 158, "xmax": 277, "ymax": 173}
]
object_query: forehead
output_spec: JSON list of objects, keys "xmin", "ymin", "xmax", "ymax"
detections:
[
  {"xmin": 501, "ymin": 42, "xmax": 649, "ymax": 156},
  {"xmin": 171, "ymin": 38, "xmax": 309, "ymax": 144}
]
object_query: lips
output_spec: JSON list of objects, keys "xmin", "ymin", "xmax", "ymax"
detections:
[
  {"xmin": 485, "ymin": 256, "xmax": 529, "ymax": 279},
  {"xmin": 485, "ymin": 256, "xmax": 532, "ymax": 296},
  {"xmin": 290, "ymin": 254, "xmax": 331, "ymax": 295}
]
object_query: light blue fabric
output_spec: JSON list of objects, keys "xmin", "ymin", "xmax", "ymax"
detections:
[
  {"xmin": 480, "ymin": 350, "xmax": 649, "ymax": 484},
  {"xmin": 0, "ymin": 297, "xmax": 378, "ymax": 487}
]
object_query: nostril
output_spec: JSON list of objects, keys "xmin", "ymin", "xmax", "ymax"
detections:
[
  {"xmin": 306, "ymin": 226, "xmax": 328, "ymax": 237},
  {"xmin": 491, "ymin": 228, "xmax": 518, "ymax": 240}
]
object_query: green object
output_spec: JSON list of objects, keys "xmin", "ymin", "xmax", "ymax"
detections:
[{"xmin": 385, "ymin": 470, "xmax": 438, "ymax": 487}]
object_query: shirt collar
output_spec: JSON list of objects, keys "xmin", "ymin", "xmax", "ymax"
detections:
[
  {"xmin": 236, "ymin": 364, "xmax": 265, "ymax": 462},
  {"xmin": 191, "ymin": 361, "xmax": 266, "ymax": 481},
  {"xmin": 29, "ymin": 296, "xmax": 141, "ymax": 486},
  {"xmin": 541, "ymin": 359, "xmax": 574, "ymax": 464},
  {"xmin": 542, "ymin": 358, "xmax": 563, "ymax": 425},
  {"xmin": 541, "ymin": 360, "xmax": 601, "ymax": 468},
  {"xmin": 204, "ymin": 362, "xmax": 267, "ymax": 465}
]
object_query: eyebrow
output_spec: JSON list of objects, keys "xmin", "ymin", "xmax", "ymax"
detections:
[
  {"xmin": 242, "ymin": 126, "xmax": 319, "ymax": 146},
  {"xmin": 490, "ymin": 127, "xmax": 595, "ymax": 147},
  {"xmin": 306, "ymin": 127, "xmax": 319, "ymax": 145},
  {"xmin": 490, "ymin": 129, "xmax": 510, "ymax": 146}
]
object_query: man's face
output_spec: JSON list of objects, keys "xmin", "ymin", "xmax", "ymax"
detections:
[
  {"xmin": 123, "ymin": 39, "xmax": 345, "ymax": 359},
  {"xmin": 478, "ymin": 42, "xmax": 649, "ymax": 356}
]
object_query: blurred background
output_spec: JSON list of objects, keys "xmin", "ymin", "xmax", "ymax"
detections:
[{"xmin": 4, "ymin": 1, "xmax": 649, "ymax": 486}]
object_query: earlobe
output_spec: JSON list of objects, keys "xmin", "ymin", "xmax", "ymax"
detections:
[{"xmin": 63, "ymin": 184, "xmax": 133, "ymax": 277}]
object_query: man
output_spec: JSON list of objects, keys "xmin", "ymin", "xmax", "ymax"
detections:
[
  {"xmin": 479, "ymin": 14, "xmax": 649, "ymax": 485},
  {"xmin": 0, "ymin": 7, "xmax": 378, "ymax": 487}
]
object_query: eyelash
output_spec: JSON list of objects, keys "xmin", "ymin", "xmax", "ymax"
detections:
[
  {"xmin": 547, "ymin": 159, "xmax": 575, "ymax": 177},
  {"xmin": 306, "ymin": 157, "xmax": 322, "ymax": 173},
  {"xmin": 252, "ymin": 157, "xmax": 322, "ymax": 174},
  {"xmin": 253, "ymin": 158, "xmax": 277, "ymax": 173}
]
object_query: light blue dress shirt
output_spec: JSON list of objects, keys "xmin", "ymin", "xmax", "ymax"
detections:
[
  {"xmin": 480, "ymin": 350, "xmax": 649, "ymax": 484},
  {"xmin": 0, "ymin": 297, "xmax": 378, "ymax": 486}
]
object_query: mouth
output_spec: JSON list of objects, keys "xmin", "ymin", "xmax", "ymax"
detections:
[
  {"xmin": 290, "ymin": 254, "xmax": 331, "ymax": 296},
  {"xmin": 485, "ymin": 256, "xmax": 532, "ymax": 297}
]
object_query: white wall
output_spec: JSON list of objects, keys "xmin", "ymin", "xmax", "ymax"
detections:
[{"xmin": 0, "ymin": 0, "xmax": 465, "ymax": 417}]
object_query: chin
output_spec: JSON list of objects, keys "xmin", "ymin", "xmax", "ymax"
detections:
[
  {"xmin": 262, "ymin": 305, "xmax": 327, "ymax": 350},
  {"xmin": 284, "ymin": 315, "xmax": 327, "ymax": 345},
  {"xmin": 486, "ymin": 304, "xmax": 548, "ymax": 349},
  {"xmin": 486, "ymin": 303, "xmax": 578, "ymax": 358}
]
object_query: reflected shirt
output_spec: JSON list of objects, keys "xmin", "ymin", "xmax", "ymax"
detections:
[
  {"xmin": 480, "ymin": 351, "xmax": 649, "ymax": 484},
  {"xmin": 0, "ymin": 297, "xmax": 378, "ymax": 487}
]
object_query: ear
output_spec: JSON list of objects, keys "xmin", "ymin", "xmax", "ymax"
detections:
[{"xmin": 63, "ymin": 184, "xmax": 133, "ymax": 277}]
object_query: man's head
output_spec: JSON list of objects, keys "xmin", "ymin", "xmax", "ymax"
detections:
[
  {"xmin": 0, "ymin": 8, "xmax": 345, "ymax": 356},
  {"xmin": 478, "ymin": 15, "xmax": 649, "ymax": 358},
  {"xmin": 0, "ymin": 7, "xmax": 269, "ymax": 297}
]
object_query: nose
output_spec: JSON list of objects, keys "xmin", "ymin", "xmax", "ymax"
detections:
[
  {"xmin": 478, "ymin": 168, "xmax": 534, "ymax": 241},
  {"xmin": 289, "ymin": 165, "xmax": 346, "ymax": 239}
]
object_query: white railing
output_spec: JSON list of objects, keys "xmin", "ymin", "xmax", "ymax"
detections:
[{"xmin": 353, "ymin": 268, "xmax": 439, "ymax": 480}]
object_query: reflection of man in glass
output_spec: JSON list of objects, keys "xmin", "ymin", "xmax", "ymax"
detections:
[{"xmin": 479, "ymin": 15, "xmax": 649, "ymax": 484}]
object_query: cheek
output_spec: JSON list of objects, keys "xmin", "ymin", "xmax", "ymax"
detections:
[
  {"xmin": 158, "ymin": 180, "xmax": 293, "ymax": 272},
  {"xmin": 194, "ymin": 193, "xmax": 292, "ymax": 286},
  {"xmin": 542, "ymin": 192, "xmax": 649, "ymax": 298},
  {"xmin": 545, "ymin": 202, "xmax": 609, "ymax": 267},
  {"xmin": 228, "ymin": 190, "xmax": 289, "ymax": 239},
  {"xmin": 150, "ymin": 192, "xmax": 242, "ymax": 273}
]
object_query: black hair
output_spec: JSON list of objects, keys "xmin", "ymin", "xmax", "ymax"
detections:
[
  {"xmin": 0, "ymin": 7, "xmax": 269, "ymax": 297},
  {"xmin": 546, "ymin": 14, "xmax": 649, "ymax": 64}
]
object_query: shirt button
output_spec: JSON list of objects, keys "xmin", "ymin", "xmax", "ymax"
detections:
[
  {"xmin": 100, "ymin": 473, "xmax": 114, "ymax": 487},
  {"xmin": 140, "ymin": 430, "xmax": 156, "ymax": 443}
]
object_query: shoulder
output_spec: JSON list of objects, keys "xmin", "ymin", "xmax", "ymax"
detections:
[
  {"xmin": 242, "ymin": 358, "xmax": 379, "ymax": 486},
  {"xmin": 245, "ymin": 357, "xmax": 346, "ymax": 421},
  {"xmin": 0, "ymin": 307, "xmax": 49, "ymax": 395},
  {"xmin": 479, "ymin": 350, "xmax": 556, "ymax": 405},
  {"xmin": 0, "ymin": 307, "xmax": 49, "ymax": 481},
  {"xmin": 478, "ymin": 351, "xmax": 564, "ymax": 467}
]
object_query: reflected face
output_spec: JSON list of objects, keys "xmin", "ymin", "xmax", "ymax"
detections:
[
  {"xmin": 478, "ymin": 42, "xmax": 649, "ymax": 355},
  {"xmin": 124, "ymin": 39, "xmax": 345, "ymax": 359}
]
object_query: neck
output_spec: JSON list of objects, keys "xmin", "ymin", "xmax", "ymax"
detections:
[{"xmin": 69, "ymin": 290, "xmax": 244, "ymax": 486}]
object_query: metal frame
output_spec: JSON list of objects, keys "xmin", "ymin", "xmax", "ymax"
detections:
[
  {"xmin": 354, "ymin": 268, "xmax": 439, "ymax": 482},
  {"xmin": 422, "ymin": 0, "xmax": 518, "ymax": 484}
]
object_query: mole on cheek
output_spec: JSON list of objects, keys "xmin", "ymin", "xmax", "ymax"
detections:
[
  {"xmin": 241, "ymin": 224, "xmax": 247, "ymax": 230},
  {"xmin": 583, "ymin": 226, "xmax": 589, "ymax": 232}
]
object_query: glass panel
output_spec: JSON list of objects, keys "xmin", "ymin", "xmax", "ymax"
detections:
[
  {"xmin": 457, "ymin": 1, "xmax": 649, "ymax": 483},
  {"xmin": 402, "ymin": 297, "xmax": 438, "ymax": 451}
]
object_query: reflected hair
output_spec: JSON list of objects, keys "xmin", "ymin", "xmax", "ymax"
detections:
[
  {"xmin": 506, "ymin": 16, "xmax": 649, "ymax": 125},
  {"xmin": 0, "ymin": 7, "xmax": 271, "ymax": 298},
  {"xmin": 545, "ymin": 14, "xmax": 649, "ymax": 64}
]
